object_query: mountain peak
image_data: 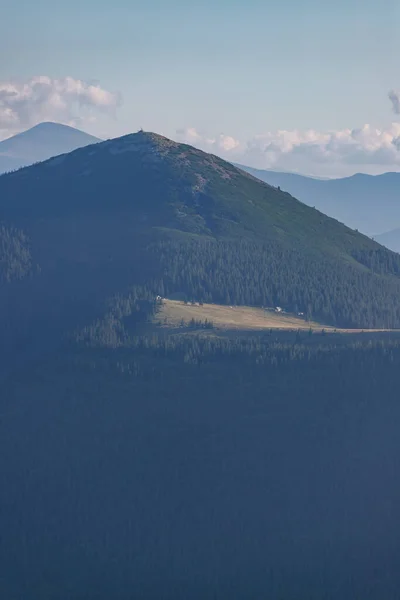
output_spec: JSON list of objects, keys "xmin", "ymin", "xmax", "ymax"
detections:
[
  {"xmin": 27, "ymin": 121, "xmax": 79, "ymax": 131},
  {"xmin": 0, "ymin": 122, "xmax": 101, "ymax": 175},
  {"xmin": 103, "ymin": 130, "xmax": 180, "ymax": 153},
  {"xmin": 7, "ymin": 121, "xmax": 100, "ymax": 142}
]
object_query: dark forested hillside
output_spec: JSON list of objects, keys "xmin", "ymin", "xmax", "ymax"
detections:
[
  {"xmin": 2, "ymin": 332, "xmax": 400, "ymax": 599},
  {"xmin": 1, "ymin": 131, "xmax": 400, "ymax": 599},
  {"xmin": 0, "ymin": 224, "xmax": 33, "ymax": 282}
]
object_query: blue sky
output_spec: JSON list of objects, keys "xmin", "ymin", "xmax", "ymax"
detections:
[{"xmin": 2, "ymin": 0, "xmax": 400, "ymax": 176}]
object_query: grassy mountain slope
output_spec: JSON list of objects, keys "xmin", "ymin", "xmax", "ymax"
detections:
[
  {"xmin": 0, "ymin": 131, "xmax": 378, "ymax": 252},
  {"xmin": 236, "ymin": 163, "xmax": 400, "ymax": 236}
]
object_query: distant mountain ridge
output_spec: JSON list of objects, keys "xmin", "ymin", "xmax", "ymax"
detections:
[
  {"xmin": 235, "ymin": 163, "xmax": 400, "ymax": 239},
  {"xmin": 375, "ymin": 228, "xmax": 400, "ymax": 253},
  {"xmin": 0, "ymin": 122, "xmax": 101, "ymax": 174}
]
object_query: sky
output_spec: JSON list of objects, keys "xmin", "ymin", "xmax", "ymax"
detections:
[{"xmin": 1, "ymin": 0, "xmax": 400, "ymax": 177}]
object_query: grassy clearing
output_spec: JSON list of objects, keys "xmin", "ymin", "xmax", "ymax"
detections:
[
  {"xmin": 156, "ymin": 299, "xmax": 327, "ymax": 331},
  {"xmin": 154, "ymin": 299, "xmax": 398, "ymax": 334}
]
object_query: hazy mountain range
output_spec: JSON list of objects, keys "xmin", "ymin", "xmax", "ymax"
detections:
[
  {"xmin": 236, "ymin": 164, "xmax": 400, "ymax": 241},
  {"xmin": 373, "ymin": 228, "xmax": 400, "ymax": 252},
  {"xmin": 0, "ymin": 122, "xmax": 100, "ymax": 174}
]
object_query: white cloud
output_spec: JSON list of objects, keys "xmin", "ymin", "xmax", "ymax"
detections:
[
  {"xmin": 0, "ymin": 76, "xmax": 121, "ymax": 138},
  {"xmin": 176, "ymin": 127, "xmax": 240, "ymax": 154},
  {"xmin": 176, "ymin": 122, "xmax": 400, "ymax": 177},
  {"xmin": 175, "ymin": 92, "xmax": 400, "ymax": 177}
]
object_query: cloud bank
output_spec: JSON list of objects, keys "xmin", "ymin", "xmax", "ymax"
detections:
[
  {"xmin": 0, "ymin": 76, "xmax": 120, "ymax": 138},
  {"xmin": 2, "ymin": 78, "xmax": 400, "ymax": 177},
  {"xmin": 176, "ymin": 121, "xmax": 400, "ymax": 178},
  {"xmin": 176, "ymin": 92, "xmax": 400, "ymax": 177}
]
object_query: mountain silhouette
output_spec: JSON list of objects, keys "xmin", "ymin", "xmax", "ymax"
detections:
[{"xmin": 0, "ymin": 122, "xmax": 101, "ymax": 174}]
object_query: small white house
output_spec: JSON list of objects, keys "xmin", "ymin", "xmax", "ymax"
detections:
[{"xmin": 275, "ymin": 306, "xmax": 283, "ymax": 313}]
